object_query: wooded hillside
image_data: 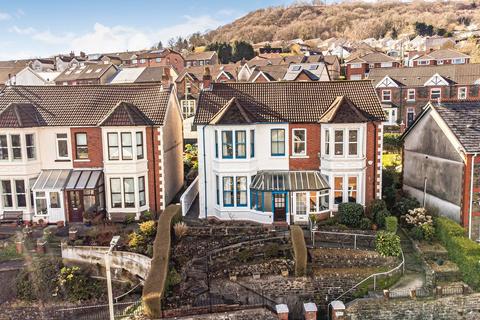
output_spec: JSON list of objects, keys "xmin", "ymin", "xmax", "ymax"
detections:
[{"xmin": 202, "ymin": 1, "xmax": 480, "ymax": 44}]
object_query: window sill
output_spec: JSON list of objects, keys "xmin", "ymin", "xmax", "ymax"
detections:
[
  {"xmin": 74, "ymin": 159, "xmax": 91, "ymax": 162},
  {"xmin": 55, "ymin": 159, "xmax": 71, "ymax": 162},
  {"xmin": 290, "ymin": 155, "xmax": 309, "ymax": 159}
]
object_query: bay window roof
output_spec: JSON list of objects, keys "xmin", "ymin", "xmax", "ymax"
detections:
[{"xmin": 250, "ymin": 170, "xmax": 329, "ymax": 192}]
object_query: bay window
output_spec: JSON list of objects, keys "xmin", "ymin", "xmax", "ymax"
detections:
[
  {"xmin": 334, "ymin": 177, "xmax": 344, "ymax": 205},
  {"xmin": 333, "ymin": 175, "xmax": 359, "ymax": 205},
  {"xmin": 292, "ymin": 129, "xmax": 306, "ymax": 156},
  {"xmin": 271, "ymin": 129, "xmax": 285, "ymax": 156},
  {"xmin": 11, "ymin": 135, "xmax": 22, "ymax": 160},
  {"xmin": 15, "ymin": 180, "xmax": 26, "ymax": 207},
  {"xmin": 35, "ymin": 192, "xmax": 47, "ymax": 215},
  {"xmin": 294, "ymin": 190, "xmax": 330, "ymax": 215},
  {"xmin": 138, "ymin": 176, "xmax": 146, "ymax": 206},
  {"xmin": 110, "ymin": 178, "xmax": 122, "ymax": 208},
  {"xmin": 334, "ymin": 130, "xmax": 344, "ymax": 156},
  {"xmin": 0, "ymin": 135, "xmax": 8, "ymax": 160},
  {"xmin": 325, "ymin": 130, "xmax": 330, "ymax": 155},
  {"xmin": 348, "ymin": 130, "xmax": 358, "ymax": 156},
  {"xmin": 348, "ymin": 176, "xmax": 358, "ymax": 203},
  {"xmin": 214, "ymin": 131, "xmax": 219, "ymax": 159},
  {"xmin": 216, "ymin": 175, "xmax": 220, "ymax": 205},
  {"xmin": 123, "ymin": 178, "xmax": 135, "ymax": 207},
  {"xmin": 1, "ymin": 180, "xmax": 13, "ymax": 207}
]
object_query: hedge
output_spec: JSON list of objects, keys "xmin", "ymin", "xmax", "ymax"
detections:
[
  {"xmin": 142, "ymin": 204, "xmax": 182, "ymax": 318},
  {"xmin": 291, "ymin": 225, "xmax": 307, "ymax": 277},
  {"xmin": 385, "ymin": 216, "xmax": 398, "ymax": 233},
  {"xmin": 434, "ymin": 216, "xmax": 480, "ymax": 289}
]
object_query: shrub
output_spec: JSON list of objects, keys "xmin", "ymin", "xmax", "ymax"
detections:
[
  {"xmin": 16, "ymin": 257, "xmax": 62, "ymax": 301},
  {"xmin": 237, "ymin": 249, "xmax": 253, "ymax": 263},
  {"xmin": 164, "ymin": 267, "xmax": 182, "ymax": 295},
  {"xmin": 409, "ymin": 226, "xmax": 424, "ymax": 240},
  {"xmin": 375, "ymin": 231, "xmax": 401, "ymax": 257},
  {"xmin": 385, "ymin": 216, "xmax": 398, "ymax": 233},
  {"xmin": 368, "ymin": 199, "xmax": 387, "ymax": 219},
  {"xmin": 139, "ymin": 221, "xmax": 156, "ymax": 238},
  {"xmin": 291, "ymin": 225, "xmax": 307, "ymax": 277},
  {"xmin": 264, "ymin": 243, "xmax": 280, "ymax": 259},
  {"xmin": 173, "ymin": 222, "xmax": 189, "ymax": 239},
  {"xmin": 56, "ymin": 266, "xmax": 103, "ymax": 302},
  {"xmin": 338, "ymin": 203, "xmax": 364, "ymax": 228},
  {"xmin": 360, "ymin": 217, "xmax": 372, "ymax": 230},
  {"xmin": 404, "ymin": 207, "xmax": 433, "ymax": 228},
  {"xmin": 420, "ymin": 224, "xmax": 435, "ymax": 241},
  {"xmin": 383, "ymin": 133, "xmax": 402, "ymax": 153},
  {"xmin": 393, "ymin": 196, "xmax": 420, "ymax": 216},
  {"xmin": 374, "ymin": 209, "xmax": 390, "ymax": 228},
  {"xmin": 124, "ymin": 213, "xmax": 136, "ymax": 225},
  {"xmin": 127, "ymin": 231, "xmax": 145, "ymax": 253},
  {"xmin": 435, "ymin": 216, "xmax": 465, "ymax": 244}
]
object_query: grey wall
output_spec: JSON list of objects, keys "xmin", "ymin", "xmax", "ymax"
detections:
[{"xmin": 403, "ymin": 112, "xmax": 464, "ymax": 214}]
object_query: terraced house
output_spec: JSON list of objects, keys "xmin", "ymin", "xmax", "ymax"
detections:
[
  {"xmin": 194, "ymin": 81, "xmax": 385, "ymax": 225},
  {"xmin": 0, "ymin": 84, "xmax": 183, "ymax": 224}
]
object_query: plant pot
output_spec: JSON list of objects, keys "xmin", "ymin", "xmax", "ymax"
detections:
[
  {"xmin": 15, "ymin": 241, "xmax": 24, "ymax": 254},
  {"xmin": 69, "ymin": 229, "xmax": 78, "ymax": 241}
]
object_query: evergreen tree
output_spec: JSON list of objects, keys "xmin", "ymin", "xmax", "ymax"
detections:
[{"xmin": 232, "ymin": 41, "xmax": 255, "ymax": 62}]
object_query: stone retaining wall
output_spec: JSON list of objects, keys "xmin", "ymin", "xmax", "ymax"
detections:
[
  {"xmin": 0, "ymin": 268, "xmax": 19, "ymax": 304},
  {"xmin": 310, "ymin": 248, "xmax": 397, "ymax": 269},
  {"xmin": 345, "ymin": 293, "xmax": 480, "ymax": 320}
]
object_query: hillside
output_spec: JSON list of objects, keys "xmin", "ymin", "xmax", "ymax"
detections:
[{"xmin": 203, "ymin": 1, "xmax": 480, "ymax": 44}]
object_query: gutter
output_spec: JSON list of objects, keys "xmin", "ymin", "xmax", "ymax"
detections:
[{"xmin": 469, "ymin": 153, "xmax": 478, "ymax": 240}]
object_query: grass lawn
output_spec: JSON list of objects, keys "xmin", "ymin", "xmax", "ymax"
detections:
[{"xmin": 383, "ymin": 153, "xmax": 402, "ymax": 168}]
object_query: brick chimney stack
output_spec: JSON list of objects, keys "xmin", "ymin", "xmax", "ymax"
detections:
[
  {"xmin": 275, "ymin": 304, "xmax": 289, "ymax": 320},
  {"xmin": 303, "ymin": 302, "xmax": 318, "ymax": 320},
  {"xmin": 161, "ymin": 67, "xmax": 171, "ymax": 89},
  {"xmin": 202, "ymin": 66, "xmax": 212, "ymax": 90}
]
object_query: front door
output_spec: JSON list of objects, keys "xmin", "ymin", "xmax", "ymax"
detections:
[
  {"xmin": 68, "ymin": 191, "xmax": 84, "ymax": 222},
  {"xmin": 273, "ymin": 193, "xmax": 287, "ymax": 222}
]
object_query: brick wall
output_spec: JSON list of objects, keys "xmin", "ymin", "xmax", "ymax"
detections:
[
  {"xmin": 146, "ymin": 126, "xmax": 162, "ymax": 213},
  {"xmin": 346, "ymin": 64, "xmax": 367, "ymax": 80},
  {"xmin": 70, "ymin": 127, "xmax": 103, "ymax": 168},
  {"xmin": 365, "ymin": 122, "xmax": 381, "ymax": 208},
  {"xmin": 289, "ymin": 123, "xmax": 321, "ymax": 170}
]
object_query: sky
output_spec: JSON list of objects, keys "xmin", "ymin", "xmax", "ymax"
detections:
[{"xmin": 0, "ymin": 0, "xmax": 298, "ymax": 60}]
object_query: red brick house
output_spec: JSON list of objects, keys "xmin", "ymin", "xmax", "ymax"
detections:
[
  {"xmin": 369, "ymin": 63, "xmax": 480, "ymax": 132},
  {"xmin": 125, "ymin": 49, "xmax": 185, "ymax": 72},
  {"xmin": 184, "ymin": 51, "xmax": 218, "ymax": 67},
  {"xmin": 345, "ymin": 52, "xmax": 400, "ymax": 80},
  {"xmin": 402, "ymin": 101, "xmax": 480, "ymax": 240},
  {"xmin": 411, "ymin": 49, "xmax": 470, "ymax": 67},
  {"xmin": 0, "ymin": 84, "xmax": 183, "ymax": 224}
]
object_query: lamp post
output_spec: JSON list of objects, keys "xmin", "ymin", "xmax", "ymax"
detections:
[{"xmin": 105, "ymin": 235, "xmax": 120, "ymax": 320}]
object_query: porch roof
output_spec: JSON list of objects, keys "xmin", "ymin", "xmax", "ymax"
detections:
[
  {"xmin": 65, "ymin": 170, "xmax": 103, "ymax": 190},
  {"xmin": 250, "ymin": 170, "xmax": 329, "ymax": 192},
  {"xmin": 32, "ymin": 169, "xmax": 71, "ymax": 191}
]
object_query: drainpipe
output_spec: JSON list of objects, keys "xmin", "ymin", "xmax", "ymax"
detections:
[
  {"xmin": 202, "ymin": 125, "xmax": 208, "ymax": 219},
  {"xmin": 469, "ymin": 153, "xmax": 478, "ymax": 240}
]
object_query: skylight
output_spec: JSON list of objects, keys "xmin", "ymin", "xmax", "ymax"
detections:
[
  {"xmin": 309, "ymin": 65, "xmax": 319, "ymax": 70},
  {"xmin": 292, "ymin": 66, "xmax": 301, "ymax": 71},
  {"xmin": 95, "ymin": 68, "xmax": 102, "ymax": 73}
]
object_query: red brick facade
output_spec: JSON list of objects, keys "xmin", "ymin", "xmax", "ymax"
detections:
[
  {"xmin": 288, "ymin": 123, "xmax": 321, "ymax": 170},
  {"xmin": 146, "ymin": 126, "xmax": 163, "ymax": 214},
  {"xmin": 462, "ymin": 155, "xmax": 480, "ymax": 229},
  {"xmin": 346, "ymin": 62, "xmax": 400, "ymax": 80},
  {"xmin": 412, "ymin": 57, "xmax": 470, "ymax": 67},
  {"xmin": 364, "ymin": 122, "xmax": 382, "ymax": 209},
  {"xmin": 70, "ymin": 127, "xmax": 103, "ymax": 168}
]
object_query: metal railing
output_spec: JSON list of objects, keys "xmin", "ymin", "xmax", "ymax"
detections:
[
  {"xmin": 310, "ymin": 230, "xmax": 377, "ymax": 250},
  {"xmin": 53, "ymin": 300, "xmax": 142, "ymax": 320},
  {"xmin": 334, "ymin": 248, "xmax": 405, "ymax": 301}
]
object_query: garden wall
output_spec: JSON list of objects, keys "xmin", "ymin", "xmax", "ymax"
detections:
[
  {"xmin": 345, "ymin": 294, "xmax": 480, "ymax": 320},
  {"xmin": 0, "ymin": 268, "xmax": 19, "ymax": 303},
  {"xmin": 61, "ymin": 244, "xmax": 151, "ymax": 280}
]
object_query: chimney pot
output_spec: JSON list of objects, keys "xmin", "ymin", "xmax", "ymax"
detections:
[{"xmin": 202, "ymin": 66, "xmax": 212, "ymax": 90}]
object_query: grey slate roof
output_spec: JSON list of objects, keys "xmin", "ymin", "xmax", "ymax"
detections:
[
  {"xmin": 434, "ymin": 101, "xmax": 480, "ymax": 153},
  {"xmin": 194, "ymin": 81, "xmax": 385, "ymax": 124},
  {"xmin": 0, "ymin": 84, "xmax": 171, "ymax": 127}
]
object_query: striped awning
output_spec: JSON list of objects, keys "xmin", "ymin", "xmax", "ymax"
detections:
[
  {"xmin": 65, "ymin": 170, "xmax": 103, "ymax": 190},
  {"xmin": 250, "ymin": 170, "xmax": 330, "ymax": 192},
  {"xmin": 32, "ymin": 169, "xmax": 71, "ymax": 191}
]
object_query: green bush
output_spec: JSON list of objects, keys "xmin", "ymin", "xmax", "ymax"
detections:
[
  {"xmin": 57, "ymin": 266, "xmax": 103, "ymax": 302},
  {"xmin": 291, "ymin": 225, "xmax": 307, "ymax": 277},
  {"xmin": 385, "ymin": 216, "xmax": 398, "ymax": 233},
  {"xmin": 374, "ymin": 209, "xmax": 390, "ymax": 228},
  {"xmin": 16, "ymin": 257, "xmax": 62, "ymax": 301},
  {"xmin": 164, "ymin": 267, "xmax": 182, "ymax": 295},
  {"xmin": 393, "ymin": 196, "xmax": 420, "ymax": 217},
  {"xmin": 421, "ymin": 224, "xmax": 435, "ymax": 241},
  {"xmin": 368, "ymin": 199, "xmax": 387, "ymax": 219},
  {"xmin": 375, "ymin": 231, "xmax": 401, "ymax": 257},
  {"xmin": 338, "ymin": 203, "xmax": 364, "ymax": 228},
  {"xmin": 409, "ymin": 226, "xmax": 424, "ymax": 240},
  {"xmin": 237, "ymin": 249, "xmax": 253, "ymax": 263},
  {"xmin": 435, "ymin": 216, "xmax": 465, "ymax": 244},
  {"xmin": 360, "ymin": 217, "xmax": 372, "ymax": 230},
  {"xmin": 264, "ymin": 243, "xmax": 280, "ymax": 259},
  {"xmin": 383, "ymin": 133, "xmax": 402, "ymax": 153},
  {"xmin": 434, "ymin": 216, "xmax": 480, "ymax": 290}
]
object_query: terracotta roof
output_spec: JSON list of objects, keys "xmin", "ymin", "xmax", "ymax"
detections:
[
  {"xmin": 176, "ymin": 64, "xmax": 238, "ymax": 83},
  {"xmin": 98, "ymin": 102, "xmax": 153, "ymax": 126},
  {"xmin": 249, "ymin": 65, "xmax": 289, "ymax": 82},
  {"xmin": 0, "ymin": 103, "xmax": 45, "ymax": 128},
  {"xmin": 369, "ymin": 63, "xmax": 480, "ymax": 86},
  {"xmin": 194, "ymin": 81, "xmax": 385, "ymax": 124},
  {"xmin": 413, "ymin": 49, "xmax": 470, "ymax": 61},
  {"xmin": 434, "ymin": 102, "xmax": 480, "ymax": 153},
  {"xmin": 185, "ymin": 51, "xmax": 216, "ymax": 61},
  {"xmin": 319, "ymin": 96, "xmax": 370, "ymax": 123},
  {"xmin": 0, "ymin": 84, "xmax": 171, "ymax": 127}
]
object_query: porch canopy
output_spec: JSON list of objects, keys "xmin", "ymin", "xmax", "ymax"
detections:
[
  {"xmin": 65, "ymin": 170, "xmax": 103, "ymax": 190},
  {"xmin": 32, "ymin": 169, "xmax": 71, "ymax": 191},
  {"xmin": 250, "ymin": 170, "xmax": 329, "ymax": 192}
]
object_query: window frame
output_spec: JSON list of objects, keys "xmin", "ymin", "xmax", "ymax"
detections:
[
  {"xmin": 381, "ymin": 89, "xmax": 392, "ymax": 102},
  {"xmin": 136, "ymin": 132, "xmax": 144, "ymax": 160},
  {"xmin": 348, "ymin": 129, "xmax": 358, "ymax": 156},
  {"xmin": 250, "ymin": 130, "xmax": 255, "ymax": 158},
  {"xmin": 138, "ymin": 176, "xmax": 146, "ymax": 207},
  {"xmin": 75, "ymin": 132, "xmax": 89, "ymax": 160},
  {"xmin": 121, "ymin": 132, "xmax": 133, "ymax": 160},
  {"xmin": 333, "ymin": 129, "xmax": 344, "ymax": 156},
  {"xmin": 55, "ymin": 133, "xmax": 69, "ymax": 160},
  {"xmin": 430, "ymin": 88, "xmax": 442, "ymax": 100},
  {"xmin": 236, "ymin": 176, "xmax": 248, "ymax": 207},
  {"xmin": 1, "ymin": 180, "xmax": 13, "ymax": 208},
  {"xmin": 271, "ymin": 129, "xmax": 286, "ymax": 157},
  {"xmin": 107, "ymin": 133, "xmax": 120, "ymax": 160},
  {"xmin": 25, "ymin": 133, "xmax": 36, "ymax": 160},
  {"xmin": 0, "ymin": 135, "xmax": 8, "ymax": 161},
  {"xmin": 407, "ymin": 89, "xmax": 416, "ymax": 102},
  {"xmin": 110, "ymin": 178, "xmax": 122, "ymax": 208},
  {"xmin": 123, "ymin": 178, "xmax": 135, "ymax": 208},
  {"xmin": 15, "ymin": 180, "xmax": 26, "ymax": 208},
  {"xmin": 458, "ymin": 87, "xmax": 467, "ymax": 100},
  {"xmin": 221, "ymin": 131, "xmax": 234, "ymax": 159},
  {"xmin": 235, "ymin": 131, "xmax": 247, "ymax": 159},
  {"xmin": 292, "ymin": 128, "xmax": 307, "ymax": 156},
  {"xmin": 222, "ymin": 176, "xmax": 234, "ymax": 207},
  {"xmin": 10, "ymin": 134, "xmax": 22, "ymax": 161}
]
